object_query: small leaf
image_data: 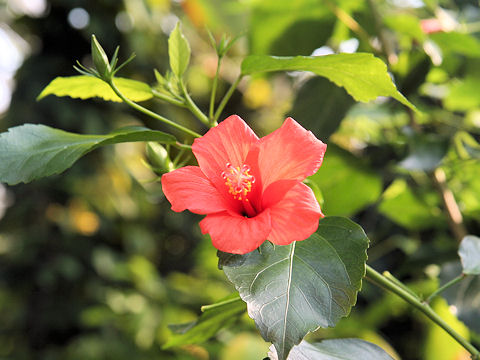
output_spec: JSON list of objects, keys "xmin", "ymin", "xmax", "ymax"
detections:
[
  {"xmin": 221, "ymin": 217, "xmax": 369, "ymax": 360},
  {"xmin": 168, "ymin": 22, "xmax": 191, "ymax": 78},
  {"xmin": 0, "ymin": 124, "xmax": 176, "ymax": 185},
  {"xmin": 163, "ymin": 294, "xmax": 246, "ymax": 348},
  {"xmin": 241, "ymin": 54, "xmax": 417, "ymax": 111},
  {"xmin": 37, "ymin": 76, "xmax": 153, "ymax": 102},
  {"xmin": 459, "ymin": 235, "xmax": 480, "ymax": 275},
  {"xmin": 268, "ymin": 339, "xmax": 394, "ymax": 360}
]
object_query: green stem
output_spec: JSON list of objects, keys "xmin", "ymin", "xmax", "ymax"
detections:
[
  {"xmin": 179, "ymin": 80, "xmax": 210, "ymax": 126},
  {"xmin": 200, "ymin": 295, "xmax": 243, "ymax": 312},
  {"xmin": 151, "ymin": 89, "xmax": 187, "ymax": 108},
  {"xmin": 365, "ymin": 265, "xmax": 480, "ymax": 359},
  {"xmin": 174, "ymin": 142, "xmax": 192, "ymax": 150},
  {"xmin": 214, "ymin": 75, "xmax": 242, "ymax": 123},
  {"xmin": 209, "ymin": 57, "xmax": 222, "ymax": 125},
  {"xmin": 382, "ymin": 271, "xmax": 420, "ymax": 299},
  {"xmin": 107, "ymin": 79, "xmax": 201, "ymax": 138},
  {"xmin": 426, "ymin": 273, "xmax": 467, "ymax": 304}
]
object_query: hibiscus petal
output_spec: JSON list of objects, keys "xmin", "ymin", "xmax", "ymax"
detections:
[
  {"xmin": 265, "ymin": 182, "xmax": 322, "ymax": 246},
  {"xmin": 199, "ymin": 209, "xmax": 272, "ymax": 254},
  {"xmin": 256, "ymin": 117, "xmax": 327, "ymax": 190},
  {"xmin": 161, "ymin": 166, "xmax": 233, "ymax": 214},
  {"xmin": 192, "ymin": 115, "xmax": 259, "ymax": 191}
]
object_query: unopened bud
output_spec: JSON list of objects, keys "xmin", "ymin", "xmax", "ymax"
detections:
[
  {"xmin": 91, "ymin": 35, "xmax": 111, "ymax": 79},
  {"xmin": 146, "ymin": 142, "xmax": 174, "ymax": 174}
]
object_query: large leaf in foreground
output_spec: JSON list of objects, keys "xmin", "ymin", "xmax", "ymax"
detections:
[
  {"xmin": 220, "ymin": 217, "xmax": 369, "ymax": 360},
  {"xmin": 37, "ymin": 76, "xmax": 153, "ymax": 102},
  {"xmin": 0, "ymin": 124, "xmax": 176, "ymax": 185},
  {"xmin": 241, "ymin": 54, "xmax": 416, "ymax": 111},
  {"xmin": 268, "ymin": 339, "xmax": 393, "ymax": 360},
  {"xmin": 164, "ymin": 294, "xmax": 246, "ymax": 348}
]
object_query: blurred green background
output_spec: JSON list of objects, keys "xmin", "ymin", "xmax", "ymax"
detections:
[{"xmin": 1, "ymin": 0, "xmax": 480, "ymax": 359}]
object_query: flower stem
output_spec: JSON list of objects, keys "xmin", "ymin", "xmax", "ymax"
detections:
[
  {"xmin": 209, "ymin": 57, "xmax": 222, "ymax": 125},
  {"xmin": 151, "ymin": 89, "xmax": 187, "ymax": 108},
  {"xmin": 425, "ymin": 273, "xmax": 467, "ymax": 304},
  {"xmin": 365, "ymin": 265, "xmax": 479, "ymax": 359},
  {"xmin": 107, "ymin": 79, "xmax": 201, "ymax": 138},
  {"xmin": 214, "ymin": 75, "xmax": 242, "ymax": 123},
  {"xmin": 179, "ymin": 80, "xmax": 210, "ymax": 126}
]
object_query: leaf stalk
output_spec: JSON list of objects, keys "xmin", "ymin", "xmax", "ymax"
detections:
[{"xmin": 214, "ymin": 75, "xmax": 242, "ymax": 123}]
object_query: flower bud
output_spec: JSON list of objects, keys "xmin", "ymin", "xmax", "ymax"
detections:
[
  {"xmin": 146, "ymin": 142, "xmax": 174, "ymax": 174},
  {"xmin": 91, "ymin": 35, "xmax": 111, "ymax": 79}
]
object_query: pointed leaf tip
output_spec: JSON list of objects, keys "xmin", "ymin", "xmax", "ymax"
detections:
[{"xmin": 168, "ymin": 22, "xmax": 191, "ymax": 77}]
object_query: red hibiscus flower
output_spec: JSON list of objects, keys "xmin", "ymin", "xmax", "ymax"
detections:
[{"xmin": 161, "ymin": 115, "xmax": 327, "ymax": 254}]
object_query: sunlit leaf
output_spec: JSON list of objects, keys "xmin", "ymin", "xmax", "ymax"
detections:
[
  {"xmin": 384, "ymin": 14, "xmax": 425, "ymax": 42},
  {"xmin": 459, "ymin": 236, "xmax": 480, "ymax": 275},
  {"xmin": 378, "ymin": 179, "xmax": 444, "ymax": 230},
  {"xmin": 444, "ymin": 77, "xmax": 480, "ymax": 112},
  {"xmin": 241, "ymin": 54, "xmax": 417, "ymax": 111},
  {"xmin": 424, "ymin": 294, "xmax": 471, "ymax": 360},
  {"xmin": 163, "ymin": 294, "xmax": 246, "ymax": 348},
  {"xmin": 248, "ymin": 0, "xmax": 332, "ymax": 55},
  {"xmin": 0, "ymin": 124, "xmax": 176, "ymax": 185},
  {"xmin": 37, "ymin": 76, "xmax": 153, "ymax": 102},
  {"xmin": 309, "ymin": 144, "xmax": 382, "ymax": 216},
  {"xmin": 268, "ymin": 339, "xmax": 393, "ymax": 360},
  {"xmin": 430, "ymin": 32, "xmax": 480, "ymax": 58},
  {"xmin": 168, "ymin": 22, "xmax": 191, "ymax": 77},
  {"xmin": 219, "ymin": 217, "xmax": 369, "ymax": 360}
]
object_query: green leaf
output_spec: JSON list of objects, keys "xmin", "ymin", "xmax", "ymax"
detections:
[
  {"xmin": 163, "ymin": 294, "xmax": 246, "ymax": 349},
  {"xmin": 241, "ymin": 54, "xmax": 417, "ymax": 111},
  {"xmin": 0, "ymin": 124, "xmax": 176, "ymax": 185},
  {"xmin": 444, "ymin": 77, "xmax": 480, "ymax": 112},
  {"xmin": 378, "ymin": 179, "xmax": 444, "ymax": 230},
  {"xmin": 289, "ymin": 77, "xmax": 355, "ymax": 140},
  {"xmin": 37, "ymin": 76, "xmax": 153, "ymax": 102},
  {"xmin": 248, "ymin": 0, "xmax": 334, "ymax": 55},
  {"xmin": 168, "ymin": 22, "xmax": 191, "ymax": 78},
  {"xmin": 309, "ymin": 144, "xmax": 382, "ymax": 217},
  {"xmin": 439, "ymin": 261, "xmax": 480, "ymax": 333},
  {"xmin": 220, "ymin": 217, "xmax": 369, "ymax": 360},
  {"xmin": 268, "ymin": 339, "xmax": 393, "ymax": 360},
  {"xmin": 383, "ymin": 14, "xmax": 425, "ymax": 42},
  {"xmin": 459, "ymin": 236, "xmax": 480, "ymax": 275},
  {"xmin": 399, "ymin": 133, "xmax": 449, "ymax": 172},
  {"xmin": 430, "ymin": 32, "xmax": 480, "ymax": 58}
]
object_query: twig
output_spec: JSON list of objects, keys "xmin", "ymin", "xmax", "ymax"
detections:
[
  {"xmin": 432, "ymin": 168, "xmax": 468, "ymax": 242},
  {"xmin": 365, "ymin": 265, "xmax": 480, "ymax": 359}
]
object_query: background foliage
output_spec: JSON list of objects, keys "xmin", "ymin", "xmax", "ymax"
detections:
[{"xmin": 0, "ymin": 0, "xmax": 480, "ymax": 359}]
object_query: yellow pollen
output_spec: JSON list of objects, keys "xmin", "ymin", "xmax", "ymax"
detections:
[{"xmin": 221, "ymin": 163, "xmax": 255, "ymax": 200}]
